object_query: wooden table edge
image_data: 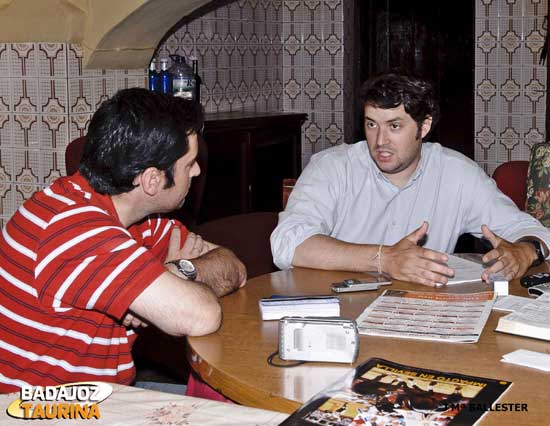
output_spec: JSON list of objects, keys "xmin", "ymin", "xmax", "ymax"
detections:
[{"xmin": 186, "ymin": 341, "xmax": 300, "ymax": 413}]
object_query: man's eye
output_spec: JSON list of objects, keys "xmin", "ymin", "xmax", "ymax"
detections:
[
  {"xmin": 391, "ymin": 123, "xmax": 400, "ymax": 130},
  {"xmin": 366, "ymin": 122, "xmax": 376, "ymax": 129}
]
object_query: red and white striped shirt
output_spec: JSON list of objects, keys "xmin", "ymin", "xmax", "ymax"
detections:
[{"xmin": 0, "ymin": 172, "xmax": 188, "ymax": 392}]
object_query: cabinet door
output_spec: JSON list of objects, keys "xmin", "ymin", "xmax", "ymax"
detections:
[
  {"xmin": 250, "ymin": 127, "xmax": 300, "ymax": 212},
  {"xmin": 201, "ymin": 130, "xmax": 250, "ymax": 222}
]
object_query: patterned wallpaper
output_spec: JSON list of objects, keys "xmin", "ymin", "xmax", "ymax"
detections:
[
  {"xmin": 475, "ymin": 0, "xmax": 548, "ymax": 175},
  {"xmin": 0, "ymin": 0, "xmax": 548, "ymax": 226},
  {"xmin": 156, "ymin": 0, "xmax": 351, "ymax": 166},
  {"xmin": 279, "ymin": 0, "xmax": 352, "ymax": 164},
  {"xmin": 158, "ymin": 0, "xmax": 283, "ymax": 113},
  {"xmin": 0, "ymin": 43, "xmax": 146, "ymax": 227}
]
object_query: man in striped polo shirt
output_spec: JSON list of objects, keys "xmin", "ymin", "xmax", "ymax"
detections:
[{"xmin": 0, "ymin": 88, "xmax": 246, "ymax": 392}]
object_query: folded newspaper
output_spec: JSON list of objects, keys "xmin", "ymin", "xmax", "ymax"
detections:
[{"xmin": 356, "ymin": 289, "xmax": 495, "ymax": 343}]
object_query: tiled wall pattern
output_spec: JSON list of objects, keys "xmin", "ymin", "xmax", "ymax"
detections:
[
  {"xmin": 475, "ymin": 0, "xmax": 548, "ymax": 175},
  {"xmin": 280, "ymin": 0, "xmax": 352, "ymax": 165},
  {"xmin": 156, "ymin": 0, "xmax": 351, "ymax": 166},
  {"xmin": 0, "ymin": 42, "xmax": 146, "ymax": 227},
  {"xmin": 2, "ymin": 0, "xmax": 548, "ymax": 225},
  {"xmin": 157, "ymin": 0, "xmax": 283, "ymax": 113}
]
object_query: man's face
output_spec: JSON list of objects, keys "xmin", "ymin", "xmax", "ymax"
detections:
[
  {"xmin": 364, "ymin": 103, "xmax": 431, "ymax": 187},
  {"xmin": 158, "ymin": 132, "xmax": 200, "ymax": 211}
]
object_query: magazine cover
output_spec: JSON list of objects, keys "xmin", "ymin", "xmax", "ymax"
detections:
[{"xmin": 279, "ymin": 358, "xmax": 511, "ymax": 426}]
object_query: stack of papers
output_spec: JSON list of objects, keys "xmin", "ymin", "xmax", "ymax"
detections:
[
  {"xmin": 501, "ymin": 349, "xmax": 550, "ymax": 371},
  {"xmin": 259, "ymin": 295, "xmax": 340, "ymax": 320}
]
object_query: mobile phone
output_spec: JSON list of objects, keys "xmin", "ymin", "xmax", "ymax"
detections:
[{"xmin": 331, "ymin": 275, "xmax": 391, "ymax": 293}]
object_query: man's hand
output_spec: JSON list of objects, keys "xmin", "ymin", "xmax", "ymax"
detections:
[
  {"xmin": 480, "ymin": 225, "xmax": 537, "ymax": 281},
  {"xmin": 193, "ymin": 247, "xmax": 247, "ymax": 297},
  {"xmin": 165, "ymin": 227, "xmax": 217, "ymax": 263},
  {"xmin": 164, "ymin": 226, "xmax": 247, "ymax": 297},
  {"xmin": 382, "ymin": 222, "xmax": 454, "ymax": 287},
  {"xmin": 122, "ymin": 312, "xmax": 148, "ymax": 329},
  {"xmin": 179, "ymin": 231, "xmax": 207, "ymax": 259}
]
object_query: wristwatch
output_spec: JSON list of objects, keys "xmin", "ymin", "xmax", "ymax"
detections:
[
  {"xmin": 528, "ymin": 240, "xmax": 545, "ymax": 267},
  {"xmin": 166, "ymin": 259, "xmax": 197, "ymax": 280}
]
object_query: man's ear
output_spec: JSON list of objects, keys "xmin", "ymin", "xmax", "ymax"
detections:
[
  {"xmin": 135, "ymin": 167, "xmax": 163, "ymax": 196},
  {"xmin": 420, "ymin": 115, "xmax": 433, "ymax": 139}
]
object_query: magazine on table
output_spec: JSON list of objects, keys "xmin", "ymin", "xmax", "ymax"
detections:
[
  {"xmin": 356, "ymin": 290, "xmax": 495, "ymax": 343},
  {"xmin": 279, "ymin": 357, "xmax": 511, "ymax": 426}
]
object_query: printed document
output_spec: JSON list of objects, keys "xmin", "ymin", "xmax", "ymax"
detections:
[{"xmin": 356, "ymin": 289, "xmax": 495, "ymax": 343}]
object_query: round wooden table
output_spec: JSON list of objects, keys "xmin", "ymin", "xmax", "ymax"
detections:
[{"xmin": 187, "ymin": 267, "xmax": 550, "ymax": 424}]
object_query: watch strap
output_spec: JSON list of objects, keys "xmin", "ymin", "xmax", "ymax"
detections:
[{"xmin": 528, "ymin": 240, "xmax": 545, "ymax": 267}]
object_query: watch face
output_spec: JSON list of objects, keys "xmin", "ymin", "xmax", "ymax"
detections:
[
  {"xmin": 177, "ymin": 259, "xmax": 197, "ymax": 279},
  {"xmin": 179, "ymin": 259, "xmax": 196, "ymax": 274}
]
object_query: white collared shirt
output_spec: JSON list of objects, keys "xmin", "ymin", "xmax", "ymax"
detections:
[{"xmin": 271, "ymin": 141, "xmax": 550, "ymax": 270}]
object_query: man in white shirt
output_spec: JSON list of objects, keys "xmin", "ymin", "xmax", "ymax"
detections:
[{"xmin": 271, "ymin": 73, "xmax": 550, "ymax": 287}]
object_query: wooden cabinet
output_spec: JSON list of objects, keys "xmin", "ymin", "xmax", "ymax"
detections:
[{"xmin": 199, "ymin": 112, "xmax": 307, "ymax": 223}]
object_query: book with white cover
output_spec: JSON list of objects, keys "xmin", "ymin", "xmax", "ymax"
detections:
[
  {"xmin": 259, "ymin": 296, "xmax": 340, "ymax": 320},
  {"xmin": 495, "ymin": 302, "xmax": 550, "ymax": 341},
  {"xmin": 493, "ymin": 294, "xmax": 550, "ymax": 312}
]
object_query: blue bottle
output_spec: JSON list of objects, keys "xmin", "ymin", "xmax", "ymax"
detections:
[
  {"xmin": 148, "ymin": 59, "xmax": 159, "ymax": 92},
  {"xmin": 159, "ymin": 58, "xmax": 172, "ymax": 95}
]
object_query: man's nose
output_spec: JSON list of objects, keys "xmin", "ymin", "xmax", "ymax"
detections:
[{"xmin": 376, "ymin": 128, "xmax": 389, "ymax": 146}]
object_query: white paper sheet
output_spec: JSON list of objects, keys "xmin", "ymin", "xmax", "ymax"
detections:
[{"xmin": 439, "ymin": 254, "xmax": 485, "ymax": 285}]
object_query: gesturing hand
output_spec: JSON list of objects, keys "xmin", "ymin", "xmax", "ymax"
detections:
[
  {"xmin": 480, "ymin": 225, "xmax": 536, "ymax": 281},
  {"xmin": 382, "ymin": 222, "xmax": 454, "ymax": 287}
]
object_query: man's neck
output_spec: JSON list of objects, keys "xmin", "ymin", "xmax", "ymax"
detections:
[
  {"xmin": 383, "ymin": 148, "xmax": 423, "ymax": 188},
  {"xmin": 384, "ymin": 162, "xmax": 419, "ymax": 188},
  {"xmin": 111, "ymin": 193, "xmax": 149, "ymax": 228}
]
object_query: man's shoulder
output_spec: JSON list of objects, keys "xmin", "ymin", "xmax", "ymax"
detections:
[
  {"xmin": 426, "ymin": 142, "xmax": 482, "ymax": 172},
  {"xmin": 25, "ymin": 176, "xmax": 114, "ymax": 226},
  {"xmin": 309, "ymin": 142, "xmax": 367, "ymax": 168},
  {"xmin": 33, "ymin": 176, "xmax": 92, "ymax": 208}
]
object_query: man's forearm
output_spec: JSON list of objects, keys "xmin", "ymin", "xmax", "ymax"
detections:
[
  {"xmin": 193, "ymin": 247, "xmax": 245, "ymax": 297},
  {"xmin": 292, "ymin": 235, "xmax": 381, "ymax": 272}
]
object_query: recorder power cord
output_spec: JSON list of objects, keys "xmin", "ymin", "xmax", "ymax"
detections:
[{"xmin": 267, "ymin": 350, "xmax": 306, "ymax": 368}]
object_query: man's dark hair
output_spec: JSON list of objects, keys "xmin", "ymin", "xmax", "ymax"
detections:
[
  {"xmin": 360, "ymin": 73, "xmax": 440, "ymax": 132},
  {"xmin": 79, "ymin": 88, "xmax": 204, "ymax": 195}
]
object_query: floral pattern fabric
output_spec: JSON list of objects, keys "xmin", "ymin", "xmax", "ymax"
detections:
[
  {"xmin": 526, "ymin": 142, "xmax": 550, "ymax": 227},
  {"xmin": 0, "ymin": 384, "xmax": 287, "ymax": 426}
]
